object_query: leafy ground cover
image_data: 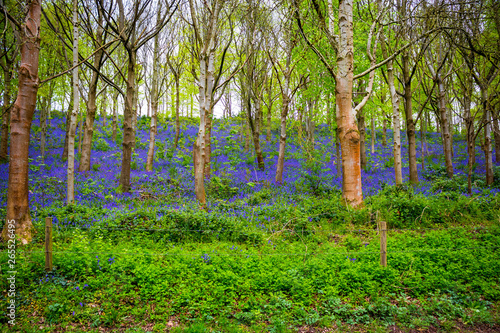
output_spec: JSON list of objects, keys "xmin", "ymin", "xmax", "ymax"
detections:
[{"xmin": 1, "ymin": 111, "xmax": 500, "ymax": 332}]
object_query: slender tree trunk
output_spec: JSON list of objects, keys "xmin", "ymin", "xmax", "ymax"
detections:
[
  {"xmin": 248, "ymin": 97, "xmax": 264, "ymax": 170},
  {"xmin": 382, "ymin": 115, "xmax": 387, "ymax": 147},
  {"xmin": 371, "ymin": 116, "xmax": 375, "ymax": 153},
  {"xmin": 112, "ymin": 90, "xmax": 118, "ymax": 142},
  {"xmin": 437, "ymin": 73, "xmax": 453, "ymax": 177},
  {"xmin": 493, "ymin": 114, "xmax": 500, "ymax": 163},
  {"xmin": 146, "ymin": 10, "xmax": 160, "ymax": 171},
  {"xmin": 204, "ymin": 107, "xmax": 213, "ymax": 177},
  {"xmin": 420, "ymin": 115, "xmax": 425, "ymax": 170},
  {"xmin": 79, "ymin": 24, "xmax": 103, "ymax": 172},
  {"xmin": 67, "ymin": 0, "xmax": 79, "ymax": 204},
  {"xmin": 387, "ymin": 59, "xmax": 403, "ymax": 185},
  {"xmin": 0, "ymin": 67, "xmax": 13, "ymax": 162},
  {"xmin": 402, "ymin": 51, "xmax": 418, "ymax": 184},
  {"xmin": 266, "ymin": 79, "xmax": 273, "ymax": 143},
  {"xmin": 298, "ymin": 106, "xmax": 303, "ymax": 139},
  {"xmin": 119, "ymin": 48, "xmax": 137, "ymax": 192},
  {"xmin": 132, "ymin": 73, "xmax": 139, "ymax": 151},
  {"xmin": 267, "ymin": 104, "xmax": 272, "ymax": 143},
  {"xmin": 194, "ymin": 48, "xmax": 215, "ymax": 209},
  {"xmin": 336, "ymin": 0, "xmax": 362, "ymax": 207},
  {"xmin": 306, "ymin": 99, "xmax": 315, "ymax": 148},
  {"xmin": 78, "ymin": 105, "xmax": 83, "ymax": 153},
  {"xmin": 244, "ymin": 114, "xmax": 250, "ymax": 152},
  {"xmin": 174, "ymin": 74, "xmax": 180, "ymax": 148},
  {"xmin": 358, "ymin": 111, "xmax": 367, "ymax": 169},
  {"xmin": 62, "ymin": 83, "xmax": 73, "ymax": 160},
  {"xmin": 380, "ymin": 22, "xmax": 402, "ymax": 184},
  {"xmin": 1, "ymin": 0, "xmax": 41, "ymax": 244},
  {"xmin": 275, "ymin": 96, "xmax": 289, "ymax": 183},
  {"xmin": 101, "ymin": 87, "xmax": 107, "ymax": 126},
  {"xmin": 40, "ymin": 97, "xmax": 47, "ymax": 160},
  {"xmin": 327, "ymin": 91, "xmax": 332, "ymax": 131},
  {"xmin": 482, "ymin": 89, "xmax": 494, "ymax": 185}
]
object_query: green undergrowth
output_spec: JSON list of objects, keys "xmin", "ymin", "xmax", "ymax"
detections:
[
  {"xmin": 1, "ymin": 212, "xmax": 500, "ymax": 331},
  {"xmin": 1, "ymin": 188, "xmax": 500, "ymax": 332}
]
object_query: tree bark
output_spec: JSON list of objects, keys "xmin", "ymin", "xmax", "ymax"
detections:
[
  {"xmin": 67, "ymin": 0, "xmax": 79, "ymax": 204},
  {"xmin": 79, "ymin": 19, "xmax": 103, "ymax": 172},
  {"xmin": 40, "ymin": 97, "xmax": 48, "ymax": 160},
  {"xmin": 493, "ymin": 114, "xmax": 500, "ymax": 163},
  {"xmin": 112, "ymin": 90, "xmax": 118, "ymax": 142},
  {"xmin": 119, "ymin": 48, "xmax": 137, "ymax": 192},
  {"xmin": 379, "ymin": 18, "xmax": 402, "ymax": 185},
  {"xmin": 1, "ymin": 0, "xmax": 42, "ymax": 244},
  {"xmin": 358, "ymin": 110, "xmax": 367, "ymax": 170},
  {"xmin": 248, "ymin": 96, "xmax": 264, "ymax": 170},
  {"xmin": 174, "ymin": 73, "xmax": 180, "ymax": 148},
  {"xmin": 336, "ymin": 0, "xmax": 363, "ymax": 207},
  {"xmin": 62, "ymin": 83, "xmax": 73, "ymax": 160},
  {"xmin": 101, "ymin": 87, "xmax": 107, "ymax": 126},
  {"xmin": 275, "ymin": 95, "xmax": 289, "ymax": 183},
  {"xmin": 371, "ymin": 116, "xmax": 375, "ymax": 153},
  {"xmin": 402, "ymin": 51, "xmax": 419, "ymax": 184},
  {"xmin": 146, "ymin": 6, "xmax": 161, "ymax": 171},
  {"xmin": 436, "ymin": 73, "xmax": 453, "ymax": 177},
  {"xmin": 0, "ymin": 66, "xmax": 13, "ymax": 162},
  {"xmin": 481, "ymin": 89, "xmax": 494, "ymax": 185}
]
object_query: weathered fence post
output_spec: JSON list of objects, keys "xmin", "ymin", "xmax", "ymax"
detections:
[
  {"xmin": 45, "ymin": 217, "xmax": 53, "ymax": 272},
  {"xmin": 380, "ymin": 221, "xmax": 387, "ymax": 267}
]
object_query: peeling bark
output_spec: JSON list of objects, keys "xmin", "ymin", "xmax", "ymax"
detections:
[
  {"xmin": 337, "ymin": 0, "xmax": 363, "ymax": 207},
  {"xmin": 1, "ymin": 0, "xmax": 42, "ymax": 244}
]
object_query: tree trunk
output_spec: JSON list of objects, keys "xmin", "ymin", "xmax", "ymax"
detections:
[
  {"xmin": 244, "ymin": 114, "xmax": 250, "ymax": 152},
  {"xmin": 380, "ymin": 22, "xmax": 402, "ymax": 185},
  {"xmin": 248, "ymin": 97, "xmax": 264, "ymax": 170},
  {"xmin": 358, "ymin": 111, "xmax": 366, "ymax": 169},
  {"xmin": 436, "ymin": 73, "xmax": 453, "ymax": 177},
  {"xmin": 382, "ymin": 115, "xmax": 387, "ymax": 147},
  {"xmin": 39, "ymin": 97, "xmax": 46, "ymax": 160},
  {"xmin": 193, "ymin": 48, "xmax": 215, "ymax": 209},
  {"xmin": 79, "ymin": 24, "xmax": 103, "ymax": 172},
  {"xmin": 371, "ymin": 116, "xmax": 375, "ymax": 153},
  {"xmin": 387, "ymin": 59, "xmax": 403, "ymax": 185},
  {"xmin": 275, "ymin": 96, "xmax": 289, "ymax": 183},
  {"xmin": 132, "ymin": 72, "xmax": 139, "ymax": 151},
  {"xmin": 101, "ymin": 87, "xmax": 107, "ymax": 126},
  {"xmin": 119, "ymin": 48, "xmax": 137, "ymax": 192},
  {"xmin": 1, "ymin": 0, "xmax": 41, "ymax": 244},
  {"xmin": 62, "ymin": 83, "xmax": 73, "ymax": 160},
  {"xmin": 204, "ymin": 106, "xmax": 213, "ymax": 178},
  {"xmin": 174, "ymin": 74, "xmax": 180, "ymax": 148},
  {"xmin": 112, "ymin": 90, "xmax": 118, "ymax": 142},
  {"xmin": 420, "ymin": 115, "xmax": 424, "ymax": 169},
  {"xmin": 493, "ymin": 114, "xmax": 500, "ymax": 163},
  {"xmin": 481, "ymin": 89, "xmax": 494, "ymax": 185},
  {"xmin": 402, "ymin": 51, "xmax": 419, "ymax": 184},
  {"xmin": 0, "ymin": 67, "xmax": 13, "ymax": 162},
  {"xmin": 67, "ymin": 0, "xmax": 79, "ymax": 204},
  {"xmin": 336, "ymin": 0, "xmax": 363, "ymax": 207},
  {"xmin": 146, "ymin": 11, "xmax": 160, "ymax": 172}
]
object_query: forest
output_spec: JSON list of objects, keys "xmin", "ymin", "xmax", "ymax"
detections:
[{"xmin": 0, "ymin": 0, "xmax": 500, "ymax": 332}]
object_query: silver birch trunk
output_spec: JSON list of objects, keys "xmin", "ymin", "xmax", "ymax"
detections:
[
  {"xmin": 146, "ymin": 5, "xmax": 161, "ymax": 172},
  {"xmin": 67, "ymin": 0, "xmax": 79, "ymax": 204}
]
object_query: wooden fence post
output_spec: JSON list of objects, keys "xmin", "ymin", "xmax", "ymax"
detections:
[
  {"xmin": 380, "ymin": 221, "xmax": 387, "ymax": 267},
  {"xmin": 45, "ymin": 217, "xmax": 53, "ymax": 272}
]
